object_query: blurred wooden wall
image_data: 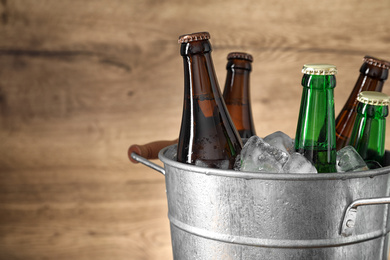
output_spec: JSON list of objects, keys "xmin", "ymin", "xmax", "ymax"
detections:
[{"xmin": 0, "ymin": 0, "xmax": 389, "ymax": 259}]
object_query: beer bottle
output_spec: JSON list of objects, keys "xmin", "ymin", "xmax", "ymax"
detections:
[
  {"xmin": 349, "ymin": 91, "xmax": 389, "ymax": 165},
  {"xmin": 335, "ymin": 56, "xmax": 390, "ymax": 150},
  {"xmin": 222, "ymin": 52, "xmax": 256, "ymax": 138},
  {"xmin": 176, "ymin": 32, "xmax": 242, "ymax": 169},
  {"xmin": 295, "ymin": 64, "xmax": 337, "ymax": 173}
]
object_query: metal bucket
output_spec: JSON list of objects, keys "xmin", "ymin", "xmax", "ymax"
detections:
[{"xmin": 131, "ymin": 144, "xmax": 390, "ymax": 260}]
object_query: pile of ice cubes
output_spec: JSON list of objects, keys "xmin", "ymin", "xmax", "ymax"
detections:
[{"xmin": 235, "ymin": 131, "xmax": 370, "ymax": 174}]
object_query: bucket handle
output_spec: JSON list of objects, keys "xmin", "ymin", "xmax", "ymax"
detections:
[
  {"xmin": 130, "ymin": 152, "xmax": 165, "ymax": 175},
  {"xmin": 128, "ymin": 139, "xmax": 178, "ymax": 175},
  {"xmin": 341, "ymin": 197, "xmax": 390, "ymax": 237}
]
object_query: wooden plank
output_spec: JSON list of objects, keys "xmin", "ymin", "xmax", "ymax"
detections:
[
  {"xmin": 0, "ymin": 205, "xmax": 172, "ymax": 260},
  {"xmin": 0, "ymin": 168, "xmax": 171, "ymax": 260},
  {"xmin": 0, "ymin": 0, "xmax": 389, "ymax": 259}
]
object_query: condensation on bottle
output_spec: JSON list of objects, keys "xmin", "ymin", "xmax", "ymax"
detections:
[
  {"xmin": 294, "ymin": 64, "xmax": 337, "ymax": 173},
  {"xmin": 336, "ymin": 56, "xmax": 390, "ymax": 150},
  {"xmin": 176, "ymin": 32, "xmax": 242, "ymax": 169},
  {"xmin": 349, "ymin": 91, "xmax": 389, "ymax": 165},
  {"xmin": 222, "ymin": 52, "xmax": 256, "ymax": 139}
]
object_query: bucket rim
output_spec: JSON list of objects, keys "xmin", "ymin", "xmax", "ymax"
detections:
[{"xmin": 159, "ymin": 145, "xmax": 390, "ymax": 181}]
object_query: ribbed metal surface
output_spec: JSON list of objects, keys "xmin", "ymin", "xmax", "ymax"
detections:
[{"xmin": 158, "ymin": 145, "xmax": 390, "ymax": 259}]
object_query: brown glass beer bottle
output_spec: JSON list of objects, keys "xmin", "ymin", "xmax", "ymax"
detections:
[
  {"xmin": 176, "ymin": 32, "xmax": 243, "ymax": 169},
  {"xmin": 222, "ymin": 52, "xmax": 256, "ymax": 138},
  {"xmin": 335, "ymin": 56, "xmax": 390, "ymax": 150}
]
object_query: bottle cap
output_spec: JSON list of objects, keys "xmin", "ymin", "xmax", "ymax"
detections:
[
  {"xmin": 302, "ymin": 64, "xmax": 337, "ymax": 75},
  {"xmin": 178, "ymin": 32, "xmax": 210, "ymax": 44},
  {"xmin": 357, "ymin": 91, "xmax": 390, "ymax": 106},
  {"xmin": 363, "ymin": 56, "xmax": 390, "ymax": 70},
  {"xmin": 227, "ymin": 52, "xmax": 253, "ymax": 62}
]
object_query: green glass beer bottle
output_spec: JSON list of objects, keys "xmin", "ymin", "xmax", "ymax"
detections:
[
  {"xmin": 176, "ymin": 32, "xmax": 242, "ymax": 169},
  {"xmin": 349, "ymin": 91, "xmax": 389, "ymax": 165},
  {"xmin": 335, "ymin": 56, "xmax": 390, "ymax": 150},
  {"xmin": 222, "ymin": 52, "xmax": 256, "ymax": 138},
  {"xmin": 295, "ymin": 64, "xmax": 337, "ymax": 173}
]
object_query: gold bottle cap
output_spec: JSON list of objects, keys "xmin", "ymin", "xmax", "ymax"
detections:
[
  {"xmin": 227, "ymin": 52, "xmax": 253, "ymax": 62},
  {"xmin": 178, "ymin": 32, "xmax": 210, "ymax": 44},
  {"xmin": 363, "ymin": 56, "xmax": 390, "ymax": 70},
  {"xmin": 357, "ymin": 91, "xmax": 390, "ymax": 106},
  {"xmin": 302, "ymin": 64, "xmax": 337, "ymax": 75}
]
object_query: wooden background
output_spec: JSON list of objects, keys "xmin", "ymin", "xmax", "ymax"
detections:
[{"xmin": 0, "ymin": 0, "xmax": 390, "ymax": 259}]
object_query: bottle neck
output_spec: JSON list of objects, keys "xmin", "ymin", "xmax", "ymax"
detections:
[
  {"xmin": 301, "ymin": 74, "xmax": 336, "ymax": 90},
  {"xmin": 351, "ymin": 63, "xmax": 388, "ymax": 104},
  {"xmin": 181, "ymin": 40, "xmax": 220, "ymax": 99},
  {"xmin": 223, "ymin": 61, "xmax": 251, "ymax": 104},
  {"xmin": 351, "ymin": 65, "xmax": 387, "ymax": 97},
  {"xmin": 180, "ymin": 39, "xmax": 212, "ymax": 56},
  {"xmin": 226, "ymin": 59, "xmax": 252, "ymax": 71},
  {"xmin": 360, "ymin": 62, "xmax": 389, "ymax": 81},
  {"xmin": 222, "ymin": 59, "xmax": 255, "ymax": 138},
  {"xmin": 342, "ymin": 62, "xmax": 388, "ymax": 104},
  {"xmin": 350, "ymin": 103, "xmax": 388, "ymax": 164},
  {"xmin": 357, "ymin": 103, "xmax": 389, "ymax": 119}
]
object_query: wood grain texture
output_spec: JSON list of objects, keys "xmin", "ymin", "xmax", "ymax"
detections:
[{"xmin": 0, "ymin": 0, "xmax": 390, "ymax": 259}]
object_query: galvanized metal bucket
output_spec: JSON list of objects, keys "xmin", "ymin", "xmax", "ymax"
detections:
[{"xmin": 131, "ymin": 144, "xmax": 390, "ymax": 260}]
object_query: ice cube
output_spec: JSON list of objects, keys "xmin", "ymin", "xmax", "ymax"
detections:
[
  {"xmin": 237, "ymin": 135, "xmax": 289, "ymax": 173},
  {"xmin": 336, "ymin": 146, "xmax": 369, "ymax": 172},
  {"xmin": 264, "ymin": 131, "xmax": 295, "ymax": 154},
  {"xmin": 282, "ymin": 152, "xmax": 318, "ymax": 174}
]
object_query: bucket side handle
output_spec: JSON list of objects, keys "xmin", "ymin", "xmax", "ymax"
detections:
[
  {"xmin": 341, "ymin": 197, "xmax": 390, "ymax": 237},
  {"xmin": 128, "ymin": 139, "xmax": 178, "ymax": 163},
  {"xmin": 128, "ymin": 139, "xmax": 178, "ymax": 175},
  {"xmin": 130, "ymin": 152, "xmax": 165, "ymax": 175}
]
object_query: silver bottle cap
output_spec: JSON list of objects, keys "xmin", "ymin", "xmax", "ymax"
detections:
[
  {"xmin": 302, "ymin": 64, "xmax": 337, "ymax": 75},
  {"xmin": 357, "ymin": 91, "xmax": 390, "ymax": 106}
]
